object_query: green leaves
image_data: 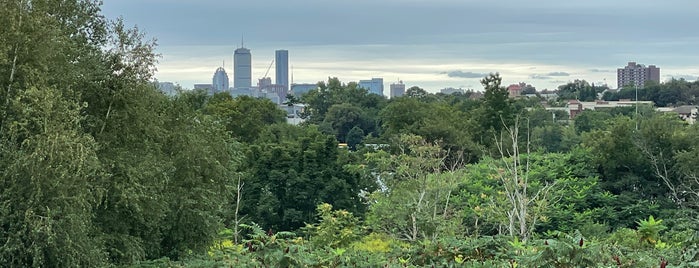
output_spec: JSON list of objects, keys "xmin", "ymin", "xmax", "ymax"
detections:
[
  {"xmin": 481, "ymin": 73, "xmax": 514, "ymax": 134},
  {"xmin": 204, "ymin": 94, "xmax": 286, "ymax": 143},
  {"xmin": 637, "ymin": 216, "xmax": 666, "ymax": 246},
  {"xmin": 0, "ymin": 87, "xmax": 106, "ymax": 267},
  {"xmin": 303, "ymin": 203, "xmax": 362, "ymax": 249},
  {"xmin": 241, "ymin": 124, "xmax": 365, "ymax": 231}
]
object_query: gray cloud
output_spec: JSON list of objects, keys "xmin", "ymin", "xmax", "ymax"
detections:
[
  {"xmin": 444, "ymin": 71, "xmax": 487, "ymax": 78},
  {"xmin": 100, "ymin": 0, "xmax": 699, "ymax": 91},
  {"xmin": 547, "ymin": 71, "xmax": 570, "ymax": 76},
  {"xmin": 530, "ymin": 74, "xmax": 551, "ymax": 80}
]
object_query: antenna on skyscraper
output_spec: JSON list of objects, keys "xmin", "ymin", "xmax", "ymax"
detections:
[
  {"xmin": 241, "ymin": 34, "xmax": 244, "ymax": 48},
  {"xmin": 291, "ymin": 65, "xmax": 294, "ymax": 84}
]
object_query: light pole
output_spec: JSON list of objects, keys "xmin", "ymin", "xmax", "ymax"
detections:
[{"xmin": 635, "ymin": 84, "xmax": 639, "ymax": 131}]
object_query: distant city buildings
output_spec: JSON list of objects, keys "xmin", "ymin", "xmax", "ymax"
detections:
[
  {"xmin": 275, "ymin": 50, "xmax": 289, "ymax": 91},
  {"xmin": 258, "ymin": 77, "xmax": 287, "ymax": 104},
  {"xmin": 617, "ymin": 62, "xmax": 660, "ymax": 89},
  {"xmin": 389, "ymin": 81, "xmax": 405, "ymax": 98},
  {"xmin": 290, "ymin": 83, "xmax": 317, "ymax": 96},
  {"xmin": 258, "ymin": 77, "xmax": 272, "ymax": 88},
  {"xmin": 359, "ymin": 78, "xmax": 384, "ymax": 96},
  {"xmin": 156, "ymin": 81, "xmax": 178, "ymax": 96},
  {"xmin": 194, "ymin": 83, "xmax": 213, "ymax": 91},
  {"xmin": 234, "ymin": 47, "xmax": 252, "ymax": 88},
  {"xmin": 212, "ymin": 67, "xmax": 229, "ymax": 94},
  {"xmin": 175, "ymin": 45, "xmax": 292, "ymax": 106},
  {"xmin": 440, "ymin": 87, "xmax": 464, "ymax": 95},
  {"xmin": 230, "ymin": 87, "xmax": 259, "ymax": 98}
]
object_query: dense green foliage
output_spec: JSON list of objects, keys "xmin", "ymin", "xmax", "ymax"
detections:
[
  {"xmin": 604, "ymin": 79, "xmax": 699, "ymax": 106},
  {"xmin": 2, "ymin": 1, "xmax": 699, "ymax": 267}
]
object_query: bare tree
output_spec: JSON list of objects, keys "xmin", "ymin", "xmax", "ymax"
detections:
[
  {"xmin": 368, "ymin": 134, "xmax": 463, "ymax": 242},
  {"xmin": 492, "ymin": 116, "xmax": 555, "ymax": 241},
  {"xmin": 635, "ymin": 139, "xmax": 681, "ymax": 204},
  {"xmin": 233, "ymin": 175, "xmax": 245, "ymax": 244}
]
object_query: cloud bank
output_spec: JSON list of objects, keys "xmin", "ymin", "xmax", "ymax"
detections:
[{"xmin": 444, "ymin": 71, "xmax": 488, "ymax": 79}]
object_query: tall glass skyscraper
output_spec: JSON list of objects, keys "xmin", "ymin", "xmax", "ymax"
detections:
[
  {"xmin": 359, "ymin": 78, "xmax": 384, "ymax": 96},
  {"xmin": 212, "ymin": 67, "xmax": 229, "ymax": 94},
  {"xmin": 234, "ymin": 47, "xmax": 252, "ymax": 88},
  {"xmin": 275, "ymin": 50, "xmax": 289, "ymax": 91}
]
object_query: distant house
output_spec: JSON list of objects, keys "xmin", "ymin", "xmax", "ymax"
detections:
[
  {"xmin": 663, "ymin": 105, "xmax": 698, "ymax": 124},
  {"xmin": 567, "ymin": 100, "xmax": 583, "ymax": 119},
  {"xmin": 507, "ymin": 84, "xmax": 522, "ymax": 98}
]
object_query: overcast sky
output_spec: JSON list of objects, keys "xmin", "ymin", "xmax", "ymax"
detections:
[{"xmin": 101, "ymin": 0, "xmax": 699, "ymax": 92}]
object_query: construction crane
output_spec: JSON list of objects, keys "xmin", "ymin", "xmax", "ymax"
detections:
[
  {"xmin": 262, "ymin": 59, "xmax": 274, "ymax": 79},
  {"xmin": 257, "ymin": 59, "xmax": 275, "ymax": 88}
]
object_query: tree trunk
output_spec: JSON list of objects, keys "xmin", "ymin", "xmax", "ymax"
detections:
[
  {"xmin": 3, "ymin": 0, "xmax": 23, "ymax": 130},
  {"xmin": 233, "ymin": 176, "xmax": 244, "ymax": 244}
]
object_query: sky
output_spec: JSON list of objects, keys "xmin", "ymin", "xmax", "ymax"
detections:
[{"xmin": 101, "ymin": 0, "xmax": 699, "ymax": 92}]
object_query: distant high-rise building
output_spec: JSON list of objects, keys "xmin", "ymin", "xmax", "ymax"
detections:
[
  {"xmin": 275, "ymin": 50, "xmax": 289, "ymax": 91},
  {"xmin": 212, "ymin": 67, "xmax": 229, "ymax": 94},
  {"xmin": 234, "ymin": 47, "xmax": 252, "ymax": 88},
  {"xmin": 359, "ymin": 78, "xmax": 384, "ymax": 96},
  {"xmin": 389, "ymin": 81, "xmax": 405, "ymax": 98},
  {"xmin": 617, "ymin": 62, "xmax": 660, "ymax": 89}
]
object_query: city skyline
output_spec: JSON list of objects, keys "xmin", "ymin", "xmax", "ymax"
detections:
[{"xmin": 101, "ymin": 0, "xmax": 699, "ymax": 92}]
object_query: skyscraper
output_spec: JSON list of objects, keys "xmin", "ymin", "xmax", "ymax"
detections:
[
  {"xmin": 234, "ymin": 47, "xmax": 252, "ymax": 88},
  {"xmin": 617, "ymin": 62, "xmax": 660, "ymax": 89},
  {"xmin": 358, "ymin": 78, "xmax": 384, "ymax": 96},
  {"xmin": 275, "ymin": 50, "xmax": 289, "ymax": 91},
  {"xmin": 389, "ymin": 81, "xmax": 405, "ymax": 98},
  {"xmin": 212, "ymin": 67, "xmax": 229, "ymax": 94}
]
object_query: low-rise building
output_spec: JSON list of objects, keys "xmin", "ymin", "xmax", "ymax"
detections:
[{"xmin": 547, "ymin": 99, "xmax": 654, "ymax": 119}]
